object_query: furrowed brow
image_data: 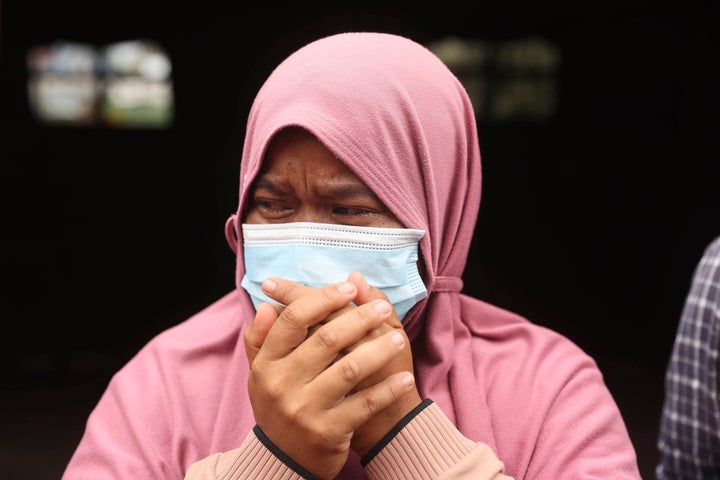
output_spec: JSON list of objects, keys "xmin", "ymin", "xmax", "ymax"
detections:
[
  {"xmin": 323, "ymin": 185, "xmax": 377, "ymax": 198},
  {"xmin": 251, "ymin": 177, "xmax": 283, "ymax": 193}
]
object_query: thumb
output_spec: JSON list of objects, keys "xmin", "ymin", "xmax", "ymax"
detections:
[{"xmin": 243, "ymin": 302, "xmax": 281, "ymax": 364}]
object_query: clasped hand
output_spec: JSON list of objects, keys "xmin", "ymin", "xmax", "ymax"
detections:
[{"xmin": 243, "ymin": 271, "xmax": 422, "ymax": 479}]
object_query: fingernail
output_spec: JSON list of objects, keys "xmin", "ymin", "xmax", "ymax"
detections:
[
  {"xmin": 262, "ymin": 279, "xmax": 277, "ymax": 292},
  {"xmin": 401, "ymin": 373, "xmax": 414, "ymax": 387},
  {"xmin": 374, "ymin": 300, "xmax": 391, "ymax": 314},
  {"xmin": 390, "ymin": 332, "xmax": 404, "ymax": 346},
  {"xmin": 337, "ymin": 282, "xmax": 355, "ymax": 295}
]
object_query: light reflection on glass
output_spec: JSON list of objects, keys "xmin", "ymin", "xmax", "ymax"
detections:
[
  {"xmin": 27, "ymin": 39, "xmax": 174, "ymax": 129},
  {"xmin": 430, "ymin": 36, "xmax": 561, "ymax": 124}
]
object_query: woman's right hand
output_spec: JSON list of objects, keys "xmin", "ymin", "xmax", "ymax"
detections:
[{"xmin": 243, "ymin": 278, "xmax": 416, "ymax": 479}]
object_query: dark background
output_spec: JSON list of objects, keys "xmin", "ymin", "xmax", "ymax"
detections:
[{"xmin": 1, "ymin": 1, "xmax": 719, "ymax": 478}]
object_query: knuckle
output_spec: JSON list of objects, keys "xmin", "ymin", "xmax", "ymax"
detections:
[
  {"xmin": 280, "ymin": 304, "xmax": 302, "ymax": 326},
  {"xmin": 284, "ymin": 399, "xmax": 304, "ymax": 423},
  {"xmin": 312, "ymin": 326, "xmax": 339, "ymax": 351},
  {"xmin": 319, "ymin": 285, "xmax": 339, "ymax": 304},
  {"xmin": 265, "ymin": 382, "xmax": 284, "ymax": 401},
  {"xmin": 339, "ymin": 356, "xmax": 362, "ymax": 384},
  {"xmin": 363, "ymin": 391, "xmax": 382, "ymax": 417},
  {"xmin": 252, "ymin": 368, "xmax": 284, "ymax": 401},
  {"xmin": 355, "ymin": 303, "xmax": 382, "ymax": 330}
]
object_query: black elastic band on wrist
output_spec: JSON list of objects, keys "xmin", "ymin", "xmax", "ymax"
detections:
[
  {"xmin": 253, "ymin": 425, "xmax": 323, "ymax": 480},
  {"xmin": 360, "ymin": 398, "xmax": 434, "ymax": 467}
]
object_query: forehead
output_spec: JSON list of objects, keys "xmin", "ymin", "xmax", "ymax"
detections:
[{"xmin": 260, "ymin": 127, "xmax": 364, "ymax": 184}]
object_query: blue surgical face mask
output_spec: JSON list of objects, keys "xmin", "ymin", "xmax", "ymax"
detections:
[{"xmin": 240, "ymin": 222, "xmax": 427, "ymax": 321}]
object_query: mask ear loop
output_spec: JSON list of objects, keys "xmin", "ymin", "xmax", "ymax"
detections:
[{"xmin": 225, "ymin": 214, "xmax": 239, "ymax": 254}]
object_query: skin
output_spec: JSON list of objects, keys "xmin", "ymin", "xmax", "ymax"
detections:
[{"xmin": 243, "ymin": 127, "xmax": 423, "ymax": 479}]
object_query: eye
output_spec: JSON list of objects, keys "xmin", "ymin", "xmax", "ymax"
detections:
[
  {"xmin": 333, "ymin": 206, "xmax": 374, "ymax": 217},
  {"xmin": 253, "ymin": 197, "xmax": 293, "ymax": 218}
]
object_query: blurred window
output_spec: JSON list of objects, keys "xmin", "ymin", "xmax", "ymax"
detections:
[
  {"xmin": 430, "ymin": 36, "xmax": 561, "ymax": 124},
  {"xmin": 27, "ymin": 39, "xmax": 174, "ymax": 129}
]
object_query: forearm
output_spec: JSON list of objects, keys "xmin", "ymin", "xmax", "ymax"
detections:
[
  {"xmin": 363, "ymin": 400, "xmax": 510, "ymax": 480},
  {"xmin": 184, "ymin": 429, "xmax": 305, "ymax": 480},
  {"xmin": 184, "ymin": 400, "xmax": 510, "ymax": 480}
]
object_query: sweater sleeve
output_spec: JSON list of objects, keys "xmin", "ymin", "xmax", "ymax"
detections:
[
  {"xmin": 185, "ymin": 400, "xmax": 511, "ymax": 480},
  {"xmin": 364, "ymin": 400, "xmax": 512, "ymax": 480},
  {"xmin": 184, "ymin": 429, "xmax": 303, "ymax": 480}
]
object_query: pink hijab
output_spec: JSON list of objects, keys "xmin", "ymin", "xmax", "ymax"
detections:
[{"xmin": 64, "ymin": 32, "xmax": 640, "ymax": 479}]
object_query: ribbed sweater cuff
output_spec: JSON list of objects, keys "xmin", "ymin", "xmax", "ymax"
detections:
[
  {"xmin": 211, "ymin": 428, "xmax": 306, "ymax": 480},
  {"xmin": 363, "ymin": 400, "xmax": 478, "ymax": 480}
]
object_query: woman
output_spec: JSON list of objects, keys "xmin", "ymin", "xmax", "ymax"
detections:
[{"xmin": 63, "ymin": 32, "xmax": 641, "ymax": 479}]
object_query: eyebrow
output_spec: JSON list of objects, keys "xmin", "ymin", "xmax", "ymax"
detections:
[
  {"xmin": 251, "ymin": 177, "xmax": 283, "ymax": 194},
  {"xmin": 252, "ymin": 177, "xmax": 379, "ymax": 199}
]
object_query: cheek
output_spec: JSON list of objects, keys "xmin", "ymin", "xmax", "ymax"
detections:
[
  {"xmin": 379, "ymin": 217, "xmax": 404, "ymax": 228},
  {"xmin": 243, "ymin": 209, "xmax": 264, "ymax": 224}
]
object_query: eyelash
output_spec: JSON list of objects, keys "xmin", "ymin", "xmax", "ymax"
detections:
[
  {"xmin": 255, "ymin": 199, "xmax": 289, "ymax": 213},
  {"xmin": 333, "ymin": 206, "xmax": 372, "ymax": 217},
  {"xmin": 254, "ymin": 198, "xmax": 373, "ymax": 217}
]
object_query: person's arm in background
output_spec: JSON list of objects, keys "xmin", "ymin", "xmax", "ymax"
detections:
[{"xmin": 656, "ymin": 236, "xmax": 720, "ymax": 479}]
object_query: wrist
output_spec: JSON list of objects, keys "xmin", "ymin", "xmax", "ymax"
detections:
[{"xmin": 352, "ymin": 390, "xmax": 423, "ymax": 457}]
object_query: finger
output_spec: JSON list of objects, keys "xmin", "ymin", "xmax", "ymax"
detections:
[
  {"xmin": 243, "ymin": 302, "xmax": 279, "ymax": 365},
  {"xmin": 262, "ymin": 277, "xmax": 359, "ymax": 311},
  {"xmin": 266, "ymin": 278, "xmax": 354, "ymax": 325},
  {"xmin": 347, "ymin": 271, "xmax": 371, "ymax": 299},
  {"xmin": 347, "ymin": 271, "xmax": 402, "ymax": 329},
  {"xmin": 311, "ymin": 327, "xmax": 406, "ymax": 403},
  {"xmin": 287, "ymin": 298, "xmax": 394, "ymax": 382},
  {"xmin": 258, "ymin": 279, "xmax": 358, "ymax": 360},
  {"xmin": 347, "ymin": 271, "xmax": 390, "ymax": 306},
  {"xmin": 333, "ymin": 369, "xmax": 416, "ymax": 430},
  {"xmin": 262, "ymin": 277, "xmax": 315, "ymax": 303}
]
